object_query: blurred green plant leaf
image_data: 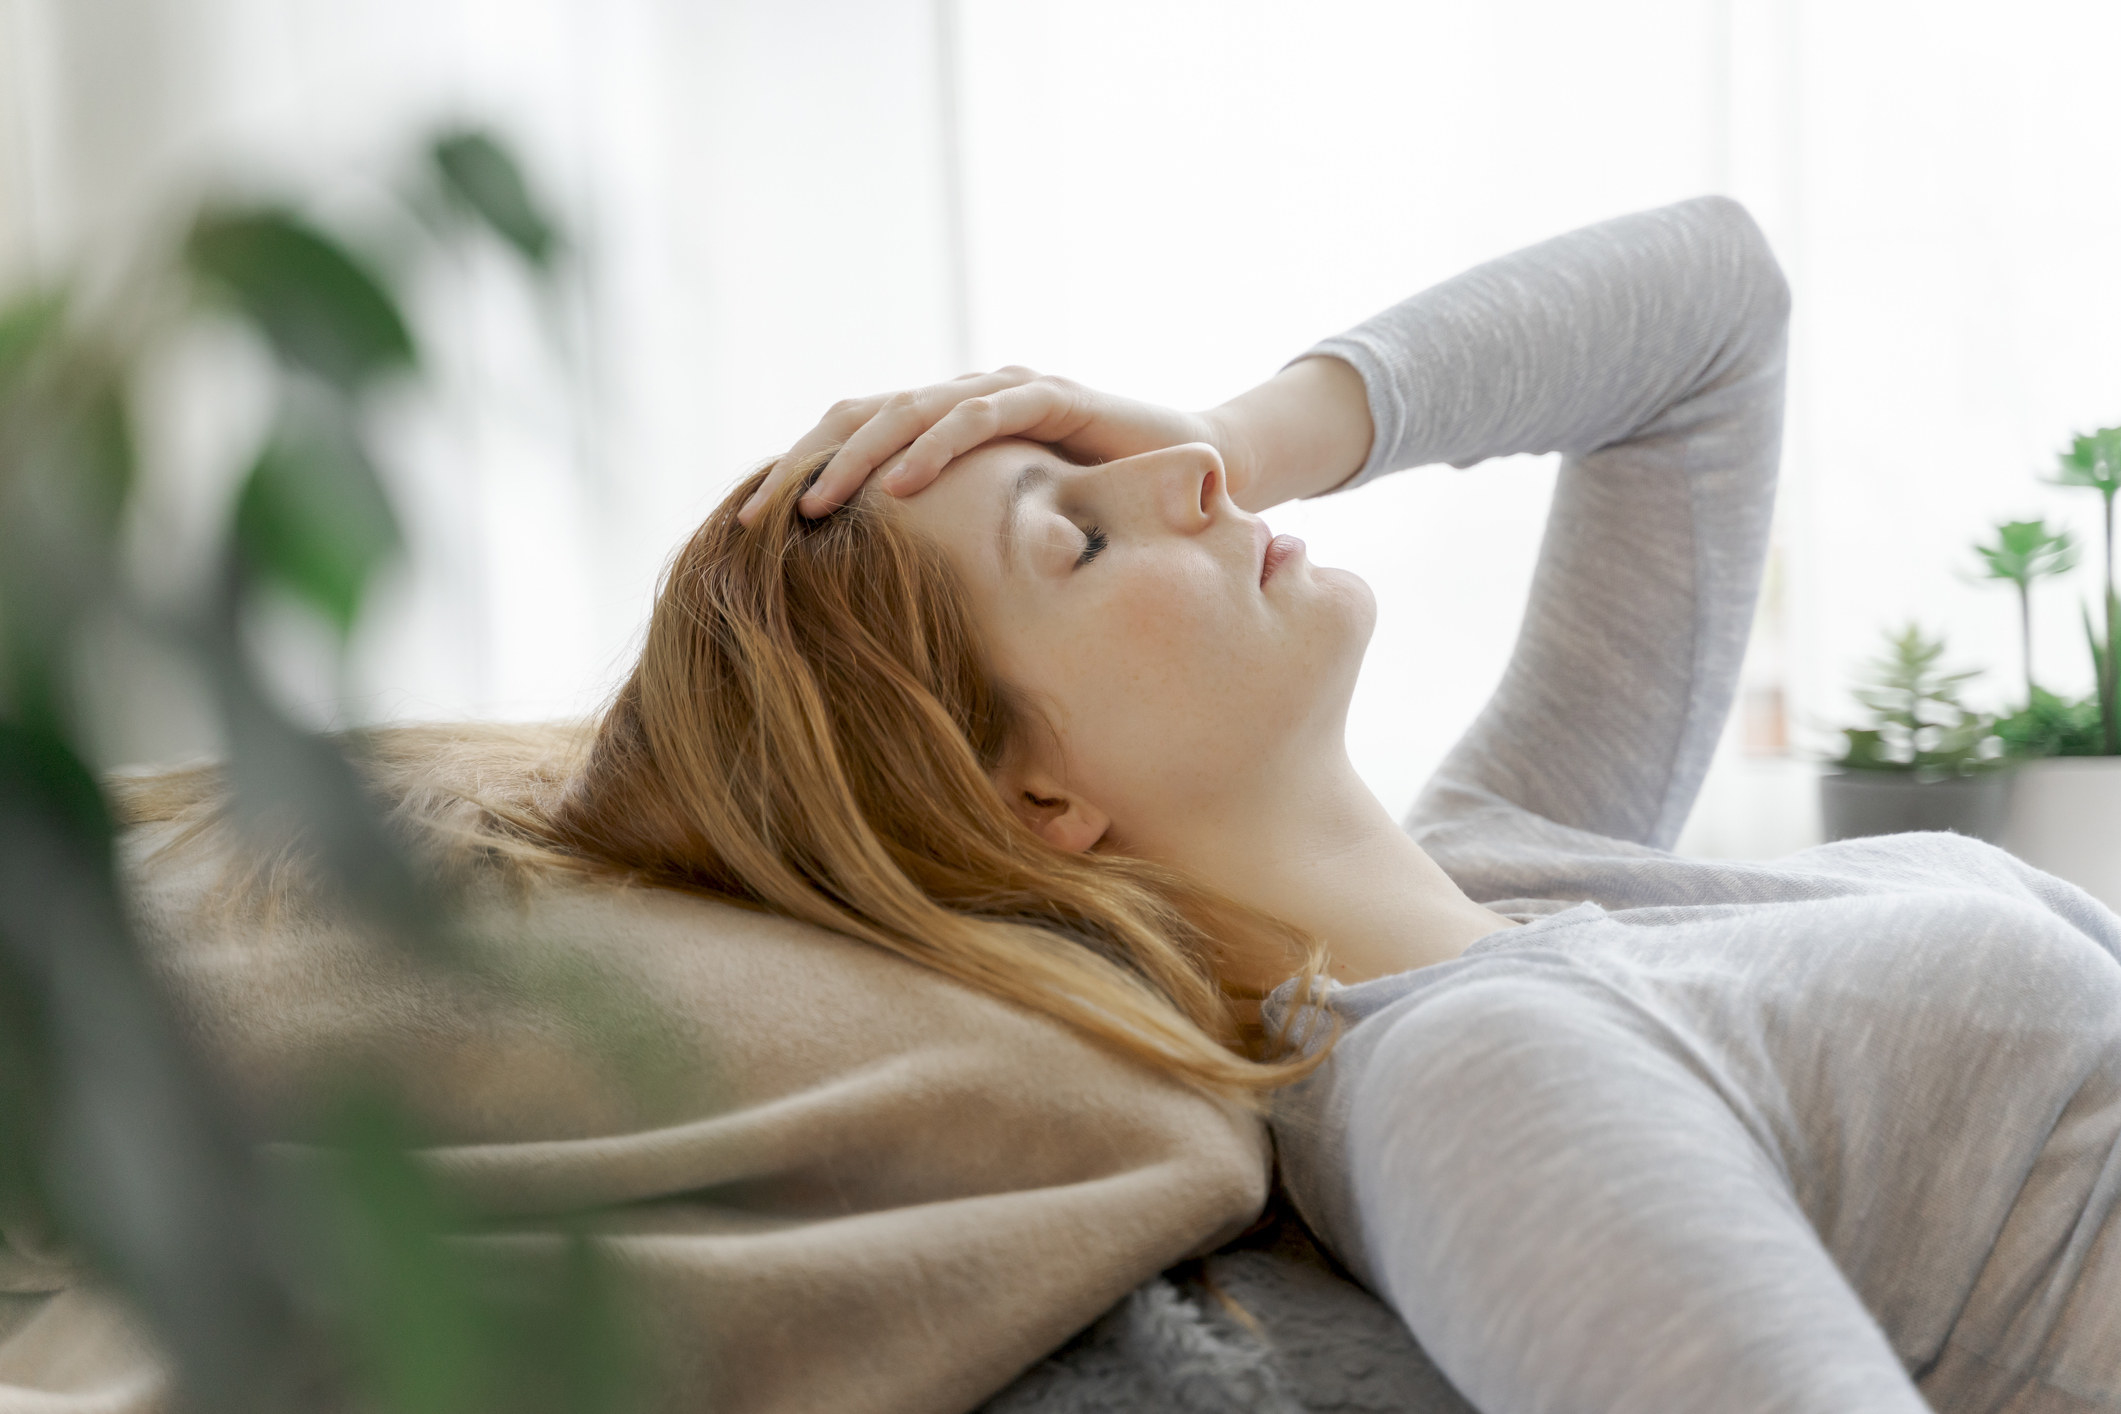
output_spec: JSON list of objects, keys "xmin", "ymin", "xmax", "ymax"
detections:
[
  {"xmin": 432, "ymin": 130, "xmax": 560, "ymax": 269},
  {"xmin": 234, "ymin": 404, "xmax": 401, "ymax": 636},
  {"xmin": 1834, "ymin": 623, "xmax": 2001, "ymax": 775},
  {"xmin": 0, "ymin": 378, "xmax": 135, "ymax": 615},
  {"xmin": 0, "ymin": 714, "xmax": 109, "ymax": 846},
  {"xmin": 2053, "ymin": 428, "xmax": 2119, "ymax": 753},
  {"xmin": 311, "ymin": 1091, "xmax": 644, "ymax": 1414},
  {"xmin": 0, "ymin": 290, "xmax": 66, "ymax": 394},
  {"xmin": 1996, "ymin": 685, "xmax": 2106, "ymax": 758},
  {"xmin": 1838, "ymin": 726, "xmax": 1893, "ymax": 770},
  {"xmin": 0, "ymin": 724, "xmax": 74, "ymax": 1254},
  {"xmin": 2092, "ymin": 588, "xmax": 2120, "ymax": 754},
  {"xmin": 209, "ymin": 663, "xmax": 444, "ymax": 955},
  {"xmin": 0, "ymin": 291, "xmax": 132, "ymax": 573},
  {"xmin": 1973, "ymin": 517, "xmax": 2076, "ymax": 588},
  {"xmin": 323, "ymin": 1092, "xmax": 492, "ymax": 1414},
  {"xmin": 0, "ymin": 720, "xmax": 315, "ymax": 1414},
  {"xmin": 1973, "ymin": 516, "xmax": 2077, "ymax": 706},
  {"xmin": 0, "ymin": 945, "xmax": 56, "ymax": 1252},
  {"xmin": 2054, "ymin": 426, "xmax": 2121, "ymax": 500},
  {"xmin": 187, "ymin": 209, "xmax": 415, "ymax": 389},
  {"xmin": 53, "ymin": 379, "xmax": 136, "ymax": 545},
  {"xmin": 506, "ymin": 1225, "xmax": 644, "ymax": 1414}
]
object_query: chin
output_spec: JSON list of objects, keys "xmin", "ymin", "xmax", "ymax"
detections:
[
  {"xmin": 1318, "ymin": 564, "xmax": 1378, "ymax": 645},
  {"xmin": 1307, "ymin": 565, "xmax": 1377, "ymax": 703}
]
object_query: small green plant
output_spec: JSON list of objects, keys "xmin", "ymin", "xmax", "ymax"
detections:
[
  {"xmin": 1972, "ymin": 517, "xmax": 2076, "ymax": 704},
  {"xmin": 1835, "ymin": 623, "xmax": 2001, "ymax": 779},
  {"xmin": 2051, "ymin": 426, "xmax": 2120, "ymax": 753},
  {"xmin": 1995, "ymin": 687, "xmax": 2107, "ymax": 757}
]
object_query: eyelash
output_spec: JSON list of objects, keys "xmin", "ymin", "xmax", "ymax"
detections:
[{"xmin": 1076, "ymin": 525, "xmax": 1108, "ymax": 567}]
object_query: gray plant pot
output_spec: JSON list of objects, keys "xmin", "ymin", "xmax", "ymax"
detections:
[{"xmin": 1818, "ymin": 769, "xmax": 2010, "ymax": 844}]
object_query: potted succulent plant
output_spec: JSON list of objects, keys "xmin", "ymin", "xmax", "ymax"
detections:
[
  {"xmin": 1820, "ymin": 623, "xmax": 2009, "ymax": 843},
  {"xmin": 1996, "ymin": 428, "xmax": 2121, "ymax": 909},
  {"xmin": 1973, "ymin": 517, "xmax": 2077, "ymax": 705}
]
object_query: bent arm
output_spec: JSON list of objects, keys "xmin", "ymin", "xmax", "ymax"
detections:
[{"xmin": 1221, "ymin": 196, "xmax": 1790, "ymax": 847}]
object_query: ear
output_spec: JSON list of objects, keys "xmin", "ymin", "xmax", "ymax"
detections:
[{"xmin": 997, "ymin": 766, "xmax": 1111, "ymax": 853}]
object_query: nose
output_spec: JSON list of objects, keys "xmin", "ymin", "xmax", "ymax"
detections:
[{"xmin": 1128, "ymin": 441, "xmax": 1229, "ymax": 534}]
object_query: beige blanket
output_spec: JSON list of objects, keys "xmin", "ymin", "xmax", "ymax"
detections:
[{"xmin": 0, "ymin": 724, "xmax": 1269, "ymax": 1413}]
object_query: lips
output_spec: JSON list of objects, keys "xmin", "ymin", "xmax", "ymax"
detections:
[{"xmin": 1260, "ymin": 529, "xmax": 1304, "ymax": 586}]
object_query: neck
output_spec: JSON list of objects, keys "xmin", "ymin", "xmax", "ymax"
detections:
[{"xmin": 1146, "ymin": 753, "xmax": 1515, "ymax": 993}]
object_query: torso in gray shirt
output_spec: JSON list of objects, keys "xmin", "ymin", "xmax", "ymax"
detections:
[{"xmin": 1265, "ymin": 196, "xmax": 2121, "ymax": 1414}]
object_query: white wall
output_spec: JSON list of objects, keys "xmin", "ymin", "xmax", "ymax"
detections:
[{"xmin": 8, "ymin": 0, "xmax": 2121, "ymax": 859}]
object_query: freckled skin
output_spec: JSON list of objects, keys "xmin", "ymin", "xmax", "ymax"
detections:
[{"xmin": 886, "ymin": 436, "xmax": 1376, "ymax": 865}]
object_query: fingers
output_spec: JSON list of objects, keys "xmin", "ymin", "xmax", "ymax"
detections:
[
  {"xmin": 737, "ymin": 390, "xmax": 889, "ymax": 525},
  {"xmin": 737, "ymin": 367, "xmax": 1040, "ymax": 525},
  {"xmin": 797, "ymin": 367, "xmax": 1035, "ymax": 518},
  {"xmin": 882, "ymin": 379, "xmax": 1087, "ymax": 498}
]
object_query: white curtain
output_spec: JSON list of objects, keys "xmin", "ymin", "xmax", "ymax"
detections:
[{"xmin": 7, "ymin": 0, "xmax": 2120, "ymax": 856}]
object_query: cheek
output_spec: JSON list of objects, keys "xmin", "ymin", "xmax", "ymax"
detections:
[
  {"xmin": 1088, "ymin": 562, "xmax": 1246, "ymax": 701},
  {"xmin": 1029, "ymin": 564, "xmax": 1284, "ymax": 775}
]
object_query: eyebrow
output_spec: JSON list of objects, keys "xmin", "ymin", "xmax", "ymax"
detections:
[{"xmin": 996, "ymin": 461, "xmax": 1054, "ymax": 575}]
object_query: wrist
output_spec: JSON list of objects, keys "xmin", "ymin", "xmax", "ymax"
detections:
[{"xmin": 1207, "ymin": 356, "xmax": 1373, "ymax": 511}]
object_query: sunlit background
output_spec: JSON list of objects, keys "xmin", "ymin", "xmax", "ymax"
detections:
[{"xmin": 6, "ymin": 0, "xmax": 2119, "ymax": 858}]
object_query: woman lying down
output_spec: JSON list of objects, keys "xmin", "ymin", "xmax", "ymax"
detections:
[{"xmin": 549, "ymin": 195, "xmax": 2119, "ymax": 1412}]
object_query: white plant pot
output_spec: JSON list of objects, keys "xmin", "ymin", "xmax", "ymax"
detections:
[{"xmin": 2001, "ymin": 758, "xmax": 2121, "ymax": 912}]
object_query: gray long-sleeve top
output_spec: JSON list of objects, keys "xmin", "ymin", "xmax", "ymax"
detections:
[{"xmin": 1266, "ymin": 197, "xmax": 2121, "ymax": 1413}]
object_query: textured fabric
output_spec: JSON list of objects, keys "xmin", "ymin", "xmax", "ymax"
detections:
[
  {"xmin": 981, "ymin": 1206, "xmax": 1479, "ymax": 1414},
  {"xmin": 0, "ymin": 724, "xmax": 1271, "ymax": 1414},
  {"xmin": 1267, "ymin": 197, "xmax": 2121, "ymax": 1412}
]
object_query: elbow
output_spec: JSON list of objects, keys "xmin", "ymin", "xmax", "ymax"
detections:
[
  {"xmin": 1665, "ymin": 195, "xmax": 1791, "ymax": 389},
  {"xmin": 1693, "ymin": 193, "xmax": 1793, "ymax": 339}
]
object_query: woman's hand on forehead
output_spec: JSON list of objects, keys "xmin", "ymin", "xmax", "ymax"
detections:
[{"xmin": 738, "ymin": 367, "xmax": 1221, "ymax": 524}]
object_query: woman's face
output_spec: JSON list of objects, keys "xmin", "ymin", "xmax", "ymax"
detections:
[{"xmin": 885, "ymin": 437, "xmax": 1376, "ymax": 859}]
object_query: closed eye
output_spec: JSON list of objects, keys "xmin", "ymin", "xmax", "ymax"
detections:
[{"xmin": 1076, "ymin": 525, "xmax": 1108, "ymax": 567}]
